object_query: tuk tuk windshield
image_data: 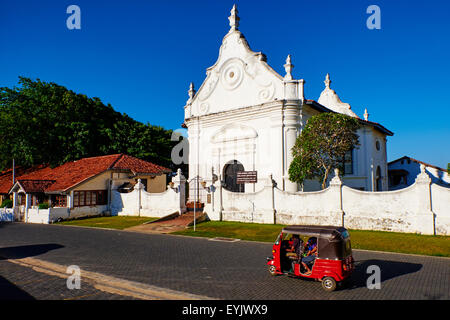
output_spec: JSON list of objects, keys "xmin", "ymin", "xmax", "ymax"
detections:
[{"xmin": 280, "ymin": 233, "xmax": 318, "ymax": 255}]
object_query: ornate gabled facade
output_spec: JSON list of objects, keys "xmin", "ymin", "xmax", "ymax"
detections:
[{"xmin": 183, "ymin": 5, "xmax": 393, "ymax": 194}]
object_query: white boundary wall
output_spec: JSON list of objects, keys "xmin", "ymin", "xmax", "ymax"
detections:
[
  {"xmin": 25, "ymin": 206, "xmax": 108, "ymax": 224},
  {"xmin": 111, "ymin": 169, "xmax": 187, "ymax": 218},
  {"xmin": 205, "ymin": 166, "xmax": 450, "ymax": 235},
  {"xmin": 0, "ymin": 208, "xmax": 14, "ymax": 222}
]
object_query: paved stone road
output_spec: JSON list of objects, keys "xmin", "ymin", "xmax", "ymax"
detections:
[
  {"xmin": 0, "ymin": 260, "xmax": 136, "ymax": 300},
  {"xmin": 0, "ymin": 222, "xmax": 448, "ymax": 300}
]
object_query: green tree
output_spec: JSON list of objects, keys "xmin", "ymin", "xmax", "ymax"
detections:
[
  {"xmin": 0, "ymin": 77, "xmax": 177, "ymax": 171},
  {"xmin": 288, "ymin": 112, "xmax": 360, "ymax": 189}
]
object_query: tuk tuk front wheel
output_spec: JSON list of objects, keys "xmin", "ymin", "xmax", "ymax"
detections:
[
  {"xmin": 321, "ymin": 277, "xmax": 337, "ymax": 292},
  {"xmin": 268, "ymin": 265, "xmax": 277, "ymax": 276}
]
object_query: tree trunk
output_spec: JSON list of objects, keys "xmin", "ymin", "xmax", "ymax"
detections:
[{"xmin": 322, "ymin": 167, "xmax": 330, "ymax": 190}]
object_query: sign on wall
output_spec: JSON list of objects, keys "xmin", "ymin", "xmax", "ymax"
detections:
[{"xmin": 236, "ymin": 171, "xmax": 257, "ymax": 184}]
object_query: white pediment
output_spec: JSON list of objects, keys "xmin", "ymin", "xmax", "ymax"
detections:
[
  {"xmin": 186, "ymin": 30, "xmax": 284, "ymax": 118},
  {"xmin": 210, "ymin": 123, "xmax": 258, "ymax": 144}
]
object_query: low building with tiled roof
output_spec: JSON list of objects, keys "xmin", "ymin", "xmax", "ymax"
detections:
[
  {"xmin": 0, "ymin": 164, "xmax": 48, "ymax": 206},
  {"xmin": 388, "ymin": 156, "xmax": 450, "ymax": 190},
  {"xmin": 5, "ymin": 154, "xmax": 171, "ymax": 222}
]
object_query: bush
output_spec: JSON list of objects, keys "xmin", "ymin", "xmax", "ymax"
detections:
[
  {"xmin": 0, "ymin": 199, "xmax": 13, "ymax": 208},
  {"xmin": 38, "ymin": 203, "xmax": 49, "ymax": 209}
]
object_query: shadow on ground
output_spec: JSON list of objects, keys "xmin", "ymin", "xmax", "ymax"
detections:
[
  {"xmin": 347, "ymin": 259, "xmax": 423, "ymax": 289},
  {"xmin": 0, "ymin": 244, "xmax": 64, "ymax": 260},
  {"xmin": 0, "ymin": 276, "xmax": 35, "ymax": 300}
]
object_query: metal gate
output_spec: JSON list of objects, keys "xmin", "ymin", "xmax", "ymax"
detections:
[{"xmin": 187, "ymin": 176, "xmax": 208, "ymax": 204}]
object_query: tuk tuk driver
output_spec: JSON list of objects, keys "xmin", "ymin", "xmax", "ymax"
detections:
[
  {"xmin": 301, "ymin": 237, "xmax": 317, "ymax": 275},
  {"xmin": 286, "ymin": 234, "xmax": 302, "ymax": 257}
]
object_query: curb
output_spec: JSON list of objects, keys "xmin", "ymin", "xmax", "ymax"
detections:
[{"xmin": 4, "ymin": 256, "xmax": 216, "ymax": 300}]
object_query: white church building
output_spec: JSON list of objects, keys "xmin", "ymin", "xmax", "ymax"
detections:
[{"xmin": 183, "ymin": 5, "xmax": 393, "ymax": 194}]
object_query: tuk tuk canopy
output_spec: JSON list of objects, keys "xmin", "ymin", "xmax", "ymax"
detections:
[{"xmin": 281, "ymin": 225, "xmax": 351, "ymax": 260}]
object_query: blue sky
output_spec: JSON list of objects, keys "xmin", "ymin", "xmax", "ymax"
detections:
[{"xmin": 0, "ymin": 0, "xmax": 449, "ymax": 168}]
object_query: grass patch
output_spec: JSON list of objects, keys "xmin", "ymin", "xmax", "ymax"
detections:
[
  {"xmin": 173, "ymin": 221, "xmax": 286, "ymax": 243},
  {"xmin": 56, "ymin": 216, "xmax": 158, "ymax": 230},
  {"xmin": 349, "ymin": 229, "xmax": 450, "ymax": 257},
  {"xmin": 172, "ymin": 221, "xmax": 450, "ymax": 257}
]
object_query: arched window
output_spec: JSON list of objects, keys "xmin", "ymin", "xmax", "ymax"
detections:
[
  {"xmin": 223, "ymin": 160, "xmax": 245, "ymax": 193},
  {"xmin": 340, "ymin": 150, "xmax": 353, "ymax": 175},
  {"xmin": 375, "ymin": 166, "xmax": 382, "ymax": 191}
]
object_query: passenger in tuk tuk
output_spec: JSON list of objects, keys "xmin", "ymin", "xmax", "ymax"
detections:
[
  {"xmin": 301, "ymin": 237, "xmax": 317, "ymax": 275},
  {"xmin": 286, "ymin": 234, "xmax": 302, "ymax": 258},
  {"xmin": 285, "ymin": 235, "xmax": 303, "ymax": 273}
]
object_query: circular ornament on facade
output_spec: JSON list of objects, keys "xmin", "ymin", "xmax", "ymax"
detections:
[
  {"xmin": 258, "ymin": 83, "xmax": 275, "ymax": 102},
  {"xmin": 199, "ymin": 102, "xmax": 210, "ymax": 114},
  {"xmin": 221, "ymin": 62, "xmax": 244, "ymax": 90}
]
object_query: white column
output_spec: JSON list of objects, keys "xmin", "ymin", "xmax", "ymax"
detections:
[
  {"xmin": 283, "ymin": 101, "xmax": 300, "ymax": 192},
  {"xmin": 25, "ymin": 193, "xmax": 31, "ymax": 222},
  {"xmin": 12, "ymin": 191, "xmax": 18, "ymax": 208},
  {"xmin": 172, "ymin": 169, "xmax": 187, "ymax": 215},
  {"xmin": 414, "ymin": 165, "xmax": 435, "ymax": 235},
  {"xmin": 67, "ymin": 191, "xmax": 73, "ymax": 208}
]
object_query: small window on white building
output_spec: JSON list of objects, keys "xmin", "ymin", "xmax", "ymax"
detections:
[
  {"xmin": 342, "ymin": 150, "xmax": 353, "ymax": 175},
  {"xmin": 376, "ymin": 140, "xmax": 380, "ymax": 151}
]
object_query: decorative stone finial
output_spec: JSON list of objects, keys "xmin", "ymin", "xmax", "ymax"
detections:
[
  {"xmin": 330, "ymin": 168, "xmax": 342, "ymax": 186},
  {"xmin": 135, "ymin": 178, "xmax": 144, "ymax": 190},
  {"xmin": 363, "ymin": 108, "xmax": 369, "ymax": 121},
  {"xmin": 187, "ymin": 82, "xmax": 195, "ymax": 102},
  {"xmin": 284, "ymin": 54, "xmax": 294, "ymax": 80},
  {"xmin": 325, "ymin": 73, "xmax": 331, "ymax": 89},
  {"xmin": 420, "ymin": 164, "xmax": 426, "ymax": 174},
  {"xmin": 228, "ymin": 4, "xmax": 240, "ymax": 32},
  {"xmin": 415, "ymin": 164, "xmax": 431, "ymax": 184}
]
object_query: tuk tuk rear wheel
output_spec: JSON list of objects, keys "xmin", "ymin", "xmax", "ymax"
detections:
[
  {"xmin": 268, "ymin": 265, "xmax": 277, "ymax": 276},
  {"xmin": 321, "ymin": 277, "xmax": 337, "ymax": 292}
]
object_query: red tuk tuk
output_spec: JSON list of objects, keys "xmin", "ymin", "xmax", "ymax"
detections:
[{"xmin": 267, "ymin": 225, "xmax": 354, "ymax": 291}]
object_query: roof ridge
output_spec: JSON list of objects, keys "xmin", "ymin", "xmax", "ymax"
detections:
[
  {"xmin": 17, "ymin": 178, "xmax": 56, "ymax": 182},
  {"xmin": 108, "ymin": 153, "xmax": 125, "ymax": 170},
  {"xmin": 388, "ymin": 156, "xmax": 446, "ymax": 172}
]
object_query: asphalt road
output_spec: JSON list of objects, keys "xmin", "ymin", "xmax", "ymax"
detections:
[{"xmin": 0, "ymin": 222, "xmax": 448, "ymax": 300}]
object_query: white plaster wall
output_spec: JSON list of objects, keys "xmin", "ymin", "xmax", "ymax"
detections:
[
  {"xmin": 111, "ymin": 188, "xmax": 180, "ymax": 218},
  {"xmin": 274, "ymin": 187, "xmax": 343, "ymax": 226},
  {"xmin": 26, "ymin": 206, "xmax": 107, "ymax": 224},
  {"xmin": 0, "ymin": 208, "xmax": 14, "ymax": 222},
  {"xmin": 431, "ymin": 183, "xmax": 450, "ymax": 235},
  {"xmin": 205, "ymin": 177, "xmax": 449, "ymax": 235},
  {"xmin": 111, "ymin": 190, "xmax": 139, "ymax": 216},
  {"xmin": 188, "ymin": 104, "xmax": 286, "ymax": 194},
  {"xmin": 140, "ymin": 189, "xmax": 180, "ymax": 217},
  {"xmin": 26, "ymin": 208, "xmax": 50, "ymax": 224},
  {"xmin": 69, "ymin": 205, "xmax": 107, "ymax": 219},
  {"xmin": 49, "ymin": 207, "xmax": 71, "ymax": 221},
  {"xmin": 220, "ymin": 186, "xmax": 274, "ymax": 223},
  {"xmin": 341, "ymin": 185, "xmax": 421, "ymax": 233}
]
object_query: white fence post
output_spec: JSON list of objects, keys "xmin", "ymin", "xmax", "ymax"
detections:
[
  {"xmin": 414, "ymin": 164, "xmax": 435, "ymax": 235},
  {"xmin": 329, "ymin": 168, "xmax": 345, "ymax": 227},
  {"xmin": 172, "ymin": 169, "xmax": 186, "ymax": 214},
  {"xmin": 135, "ymin": 179, "xmax": 144, "ymax": 217}
]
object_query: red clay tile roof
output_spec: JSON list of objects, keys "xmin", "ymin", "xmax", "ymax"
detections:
[
  {"xmin": 112, "ymin": 154, "xmax": 171, "ymax": 175},
  {"xmin": 3, "ymin": 154, "xmax": 171, "ymax": 194},
  {"xmin": 16, "ymin": 179, "xmax": 56, "ymax": 193},
  {"xmin": 0, "ymin": 165, "xmax": 48, "ymax": 194}
]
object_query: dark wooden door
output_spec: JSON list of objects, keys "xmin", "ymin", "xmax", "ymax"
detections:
[{"xmin": 223, "ymin": 160, "xmax": 245, "ymax": 193}]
